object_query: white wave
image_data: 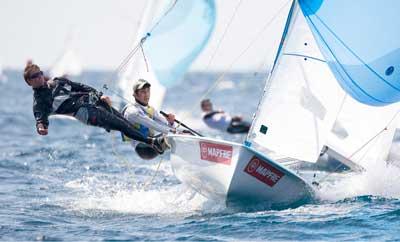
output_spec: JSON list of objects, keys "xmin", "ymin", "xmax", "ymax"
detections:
[
  {"xmin": 66, "ymin": 182, "xmax": 225, "ymax": 215},
  {"xmin": 63, "ymin": 160, "xmax": 226, "ymax": 215},
  {"xmin": 317, "ymin": 157, "xmax": 400, "ymax": 201}
]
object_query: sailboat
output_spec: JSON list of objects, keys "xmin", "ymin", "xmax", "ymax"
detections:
[
  {"xmin": 166, "ymin": 0, "xmax": 400, "ymax": 209},
  {"xmin": 118, "ymin": 0, "xmax": 216, "ymax": 109}
]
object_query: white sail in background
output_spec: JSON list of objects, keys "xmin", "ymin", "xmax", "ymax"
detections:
[
  {"xmin": 249, "ymin": 1, "xmax": 345, "ymax": 163},
  {"xmin": 50, "ymin": 28, "xmax": 82, "ymax": 78},
  {"xmin": 50, "ymin": 48, "xmax": 82, "ymax": 78}
]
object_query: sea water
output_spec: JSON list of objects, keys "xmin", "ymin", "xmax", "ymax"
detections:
[{"xmin": 1, "ymin": 70, "xmax": 400, "ymax": 241}]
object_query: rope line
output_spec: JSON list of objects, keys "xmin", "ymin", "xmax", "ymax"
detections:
[
  {"xmin": 142, "ymin": 156, "xmax": 165, "ymax": 190},
  {"xmin": 179, "ymin": 0, "xmax": 292, "ymax": 124},
  {"xmin": 101, "ymin": 0, "xmax": 179, "ymax": 95},
  {"xmin": 140, "ymin": 43, "xmax": 150, "ymax": 72},
  {"xmin": 110, "ymin": 128, "xmax": 166, "ymax": 190},
  {"xmin": 148, "ymin": 0, "xmax": 178, "ymax": 34},
  {"xmin": 111, "ymin": 130, "xmax": 136, "ymax": 183},
  {"xmin": 202, "ymin": 0, "xmax": 244, "ymax": 71}
]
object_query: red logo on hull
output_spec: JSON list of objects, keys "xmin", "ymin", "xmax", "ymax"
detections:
[
  {"xmin": 199, "ymin": 141, "xmax": 233, "ymax": 165},
  {"xmin": 244, "ymin": 156, "xmax": 284, "ymax": 187}
]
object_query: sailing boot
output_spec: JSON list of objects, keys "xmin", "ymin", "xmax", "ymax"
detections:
[{"xmin": 151, "ymin": 136, "xmax": 170, "ymax": 154}]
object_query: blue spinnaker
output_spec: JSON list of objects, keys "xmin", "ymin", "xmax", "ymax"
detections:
[
  {"xmin": 144, "ymin": 0, "xmax": 216, "ymax": 87},
  {"xmin": 299, "ymin": 0, "xmax": 400, "ymax": 106}
]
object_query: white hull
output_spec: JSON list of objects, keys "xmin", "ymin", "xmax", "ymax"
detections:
[{"xmin": 167, "ymin": 135, "xmax": 315, "ymax": 209}]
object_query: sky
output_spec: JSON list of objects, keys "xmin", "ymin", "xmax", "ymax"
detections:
[{"xmin": 0, "ymin": 0, "xmax": 290, "ymax": 71}]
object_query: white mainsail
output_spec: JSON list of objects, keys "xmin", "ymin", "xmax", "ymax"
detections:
[{"xmin": 249, "ymin": 1, "xmax": 345, "ymax": 163}]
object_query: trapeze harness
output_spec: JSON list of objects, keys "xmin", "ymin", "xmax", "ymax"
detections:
[
  {"xmin": 121, "ymin": 103, "xmax": 159, "ymax": 160},
  {"xmin": 121, "ymin": 103, "xmax": 156, "ymax": 141}
]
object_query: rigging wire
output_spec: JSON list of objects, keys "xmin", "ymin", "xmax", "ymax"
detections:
[
  {"xmin": 101, "ymin": 0, "xmax": 179, "ymax": 100},
  {"xmin": 148, "ymin": 0, "xmax": 178, "ymax": 34},
  {"xmin": 202, "ymin": 0, "xmax": 244, "ymax": 72},
  {"xmin": 103, "ymin": 0, "xmax": 290, "ymax": 130},
  {"xmin": 177, "ymin": 0, "xmax": 293, "ymax": 126},
  {"xmin": 140, "ymin": 42, "xmax": 150, "ymax": 72},
  {"xmin": 253, "ymin": 45, "xmax": 275, "ymax": 77}
]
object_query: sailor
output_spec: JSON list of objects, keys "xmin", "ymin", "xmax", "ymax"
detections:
[
  {"xmin": 24, "ymin": 63, "xmax": 167, "ymax": 153},
  {"xmin": 123, "ymin": 79, "xmax": 176, "ymax": 160},
  {"xmin": 200, "ymin": 99, "xmax": 250, "ymax": 134}
]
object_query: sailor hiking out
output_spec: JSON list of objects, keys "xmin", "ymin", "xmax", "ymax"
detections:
[{"xmin": 23, "ymin": 63, "xmax": 167, "ymax": 154}]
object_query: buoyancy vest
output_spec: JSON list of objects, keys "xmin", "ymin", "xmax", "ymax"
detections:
[
  {"xmin": 121, "ymin": 103, "xmax": 156, "ymax": 142},
  {"xmin": 202, "ymin": 110, "xmax": 232, "ymax": 131}
]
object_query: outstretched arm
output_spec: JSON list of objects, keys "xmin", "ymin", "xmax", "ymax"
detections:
[
  {"xmin": 33, "ymin": 105, "xmax": 49, "ymax": 135},
  {"xmin": 124, "ymin": 106, "xmax": 174, "ymax": 134},
  {"xmin": 33, "ymin": 93, "xmax": 51, "ymax": 135}
]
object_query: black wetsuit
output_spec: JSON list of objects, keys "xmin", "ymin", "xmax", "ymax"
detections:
[
  {"xmin": 226, "ymin": 120, "xmax": 251, "ymax": 134},
  {"xmin": 32, "ymin": 77, "xmax": 150, "ymax": 143}
]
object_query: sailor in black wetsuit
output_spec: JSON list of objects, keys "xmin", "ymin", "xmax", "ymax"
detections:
[
  {"xmin": 200, "ymin": 99, "xmax": 250, "ymax": 134},
  {"xmin": 23, "ymin": 63, "xmax": 167, "ymax": 154}
]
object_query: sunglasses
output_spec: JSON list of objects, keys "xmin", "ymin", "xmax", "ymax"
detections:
[{"xmin": 29, "ymin": 71, "xmax": 43, "ymax": 80}]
